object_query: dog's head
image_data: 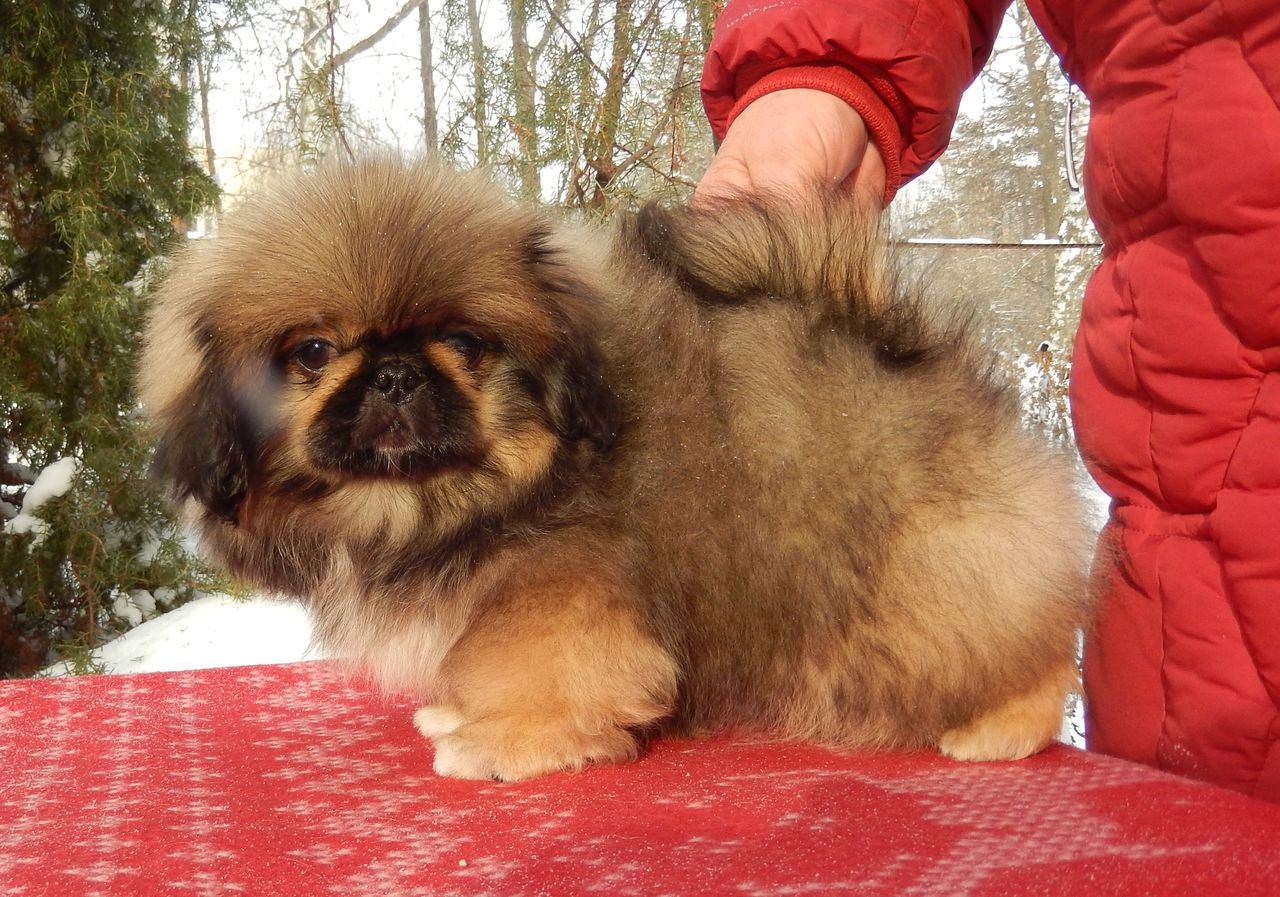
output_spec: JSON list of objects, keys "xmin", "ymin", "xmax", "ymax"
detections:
[{"xmin": 140, "ymin": 159, "xmax": 620, "ymax": 536}]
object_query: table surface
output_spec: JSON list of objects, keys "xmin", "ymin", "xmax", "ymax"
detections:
[{"xmin": 2, "ymin": 661, "xmax": 1278, "ymax": 897}]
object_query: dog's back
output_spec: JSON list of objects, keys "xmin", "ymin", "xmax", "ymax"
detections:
[{"xmin": 609, "ymin": 196, "xmax": 1093, "ymax": 753}]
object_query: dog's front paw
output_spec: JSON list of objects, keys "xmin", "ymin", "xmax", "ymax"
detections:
[
  {"xmin": 413, "ymin": 705, "xmax": 465, "ymax": 738},
  {"xmin": 427, "ymin": 716, "xmax": 640, "ymax": 781}
]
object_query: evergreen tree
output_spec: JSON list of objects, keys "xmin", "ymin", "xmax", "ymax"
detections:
[{"xmin": 0, "ymin": 0, "xmax": 219, "ymax": 675}]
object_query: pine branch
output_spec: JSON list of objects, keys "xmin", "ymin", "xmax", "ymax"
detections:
[{"xmin": 2, "ymin": 271, "xmax": 32, "ymax": 297}]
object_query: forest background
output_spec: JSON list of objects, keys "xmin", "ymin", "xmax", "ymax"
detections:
[{"xmin": 0, "ymin": 0, "xmax": 1099, "ymax": 676}]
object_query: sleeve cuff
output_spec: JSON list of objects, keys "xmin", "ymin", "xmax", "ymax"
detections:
[{"xmin": 725, "ymin": 65, "xmax": 906, "ymax": 206}]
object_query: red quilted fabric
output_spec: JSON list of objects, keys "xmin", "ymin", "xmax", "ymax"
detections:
[
  {"xmin": 701, "ymin": 0, "xmax": 1280, "ymax": 799},
  {"xmin": 2, "ymin": 662, "xmax": 1279, "ymax": 896},
  {"xmin": 1042, "ymin": 0, "xmax": 1280, "ymax": 802}
]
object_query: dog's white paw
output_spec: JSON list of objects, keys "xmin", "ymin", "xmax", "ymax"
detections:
[
  {"xmin": 430, "ymin": 734, "xmax": 500, "ymax": 780},
  {"xmin": 938, "ymin": 665, "xmax": 1075, "ymax": 762},
  {"xmin": 938, "ymin": 725, "xmax": 1047, "ymax": 762},
  {"xmin": 428, "ymin": 716, "xmax": 640, "ymax": 782},
  {"xmin": 413, "ymin": 705, "xmax": 465, "ymax": 739}
]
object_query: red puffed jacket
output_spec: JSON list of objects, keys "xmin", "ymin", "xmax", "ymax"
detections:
[{"xmin": 703, "ymin": 0, "xmax": 1280, "ymax": 801}]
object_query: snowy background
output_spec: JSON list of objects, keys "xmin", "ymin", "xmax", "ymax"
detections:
[{"xmin": 41, "ymin": 593, "xmax": 321, "ymax": 676}]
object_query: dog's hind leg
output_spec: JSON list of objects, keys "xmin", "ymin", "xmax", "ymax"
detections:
[{"xmin": 937, "ymin": 661, "xmax": 1079, "ymax": 761}]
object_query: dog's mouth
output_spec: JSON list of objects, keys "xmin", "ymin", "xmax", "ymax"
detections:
[
  {"xmin": 308, "ymin": 379, "xmax": 484, "ymax": 480},
  {"xmin": 370, "ymin": 418, "xmax": 417, "ymax": 454},
  {"xmin": 353, "ymin": 404, "xmax": 428, "ymax": 453},
  {"xmin": 310, "ymin": 417, "xmax": 481, "ymax": 481},
  {"xmin": 355, "ymin": 416, "xmax": 441, "ymax": 476}
]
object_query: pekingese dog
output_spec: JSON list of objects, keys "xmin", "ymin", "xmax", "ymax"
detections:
[{"xmin": 140, "ymin": 158, "xmax": 1093, "ymax": 780}]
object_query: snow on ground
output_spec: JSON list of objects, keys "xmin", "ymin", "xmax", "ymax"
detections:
[{"xmin": 44, "ymin": 593, "xmax": 320, "ymax": 676}]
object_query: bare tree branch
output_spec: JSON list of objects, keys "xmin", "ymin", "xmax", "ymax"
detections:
[
  {"xmin": 546, "ymin": 3, "xmax": 611, "ymax": 82},
  {"xmin": 315, "ymin": 0, "xmax": 425, "ymax": 82}
]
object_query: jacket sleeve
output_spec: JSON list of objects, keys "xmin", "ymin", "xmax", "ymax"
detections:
[{"xmin": 701, "ymin": 0, "xmax": 1010, "ymax": 200}]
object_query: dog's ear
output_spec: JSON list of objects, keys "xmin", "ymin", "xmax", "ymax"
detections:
[
  {"xmin": 521, "ymin": 228, "xmax": 623, "ymax": 452},
  {"xmin": 545, "ymin": 341, "xmax": 622, "ymax": 451},
  {"xmin": 149, "ymin": 359, "xmax": 255, "ymax": 526}
]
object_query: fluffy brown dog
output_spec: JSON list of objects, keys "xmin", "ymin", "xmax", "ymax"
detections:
[{"xmin": 140, "ymin": 158, "xmax": 1093, "ymax": 780}]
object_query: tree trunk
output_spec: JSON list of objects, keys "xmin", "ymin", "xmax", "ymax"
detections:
[
  {"xmin": 1013, "ymin": 2, "xmax": 1072, "ymax": 341},
  {"xmin": 584, "ymin": 0, "xmax": 635, "ymax": 206},
  {"xmin": 1014, "ymin": 2, "xmax": 1064, "ymax": 240},
  {"xmin": 466, "ymin": 0, "xmax": 489, "ymax": 165},
  {"xmin": 195, "ymin": 52, "xmax": 221, "ymax": 222},
  {"xmin": 508, "ymin": 0, "xmax": 539, "ymax": 199},
  {"xmin": 562, "ymin": 0, "xmax": 603, "ymax": 205},
  {"xmin": 294, "ymin": 1, "xmax": 329, "ymax": 147},
  {"xmin": 418, "ymin": 1, "xmax": 438, "ymax": 150}
]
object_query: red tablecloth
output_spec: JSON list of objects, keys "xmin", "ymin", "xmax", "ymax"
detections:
[{"xmin": 2, "ymin": 661, "xmax": 1278, "ymax": 896}]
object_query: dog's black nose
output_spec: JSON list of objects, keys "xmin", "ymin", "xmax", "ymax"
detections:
[{"xmin": 372, "ymin": 362, "xmax": 423, "ymax": 404}]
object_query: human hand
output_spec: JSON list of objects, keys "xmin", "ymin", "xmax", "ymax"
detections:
[{"xmin": 694, "ymin": 89, "xmax": 886, "ymax": 209}]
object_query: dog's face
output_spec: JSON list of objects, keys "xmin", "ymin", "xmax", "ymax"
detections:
[
  {"xmin": 140, "ymin": 161, "xmax": 620, "ymax": 536},
  {"xmin": 280, "ymin": 320, "xmax": 511, "ymax": 480}
]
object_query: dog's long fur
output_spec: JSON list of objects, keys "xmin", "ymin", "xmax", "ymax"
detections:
[{"xmin": 141, "ymin": 159, "xmax": 1093, "ymax": 780}]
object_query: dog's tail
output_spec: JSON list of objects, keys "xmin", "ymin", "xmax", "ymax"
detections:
[{"xmin": 626, "ymin": 191, "xmax": 968, "ymax": 370}]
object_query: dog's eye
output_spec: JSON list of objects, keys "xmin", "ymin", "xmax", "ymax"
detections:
[
  {"xmin": 293, "ymin": 339, "xmax": 336, "ymax": 372},
  {"xmin": 441, "ymin": 331, "xmax": 487, "ymax": 368}
]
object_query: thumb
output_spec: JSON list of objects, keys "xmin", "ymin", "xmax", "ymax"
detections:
[{"xmin": 843, "ymin": 140, "xmax": 888, "ymax": 210}]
